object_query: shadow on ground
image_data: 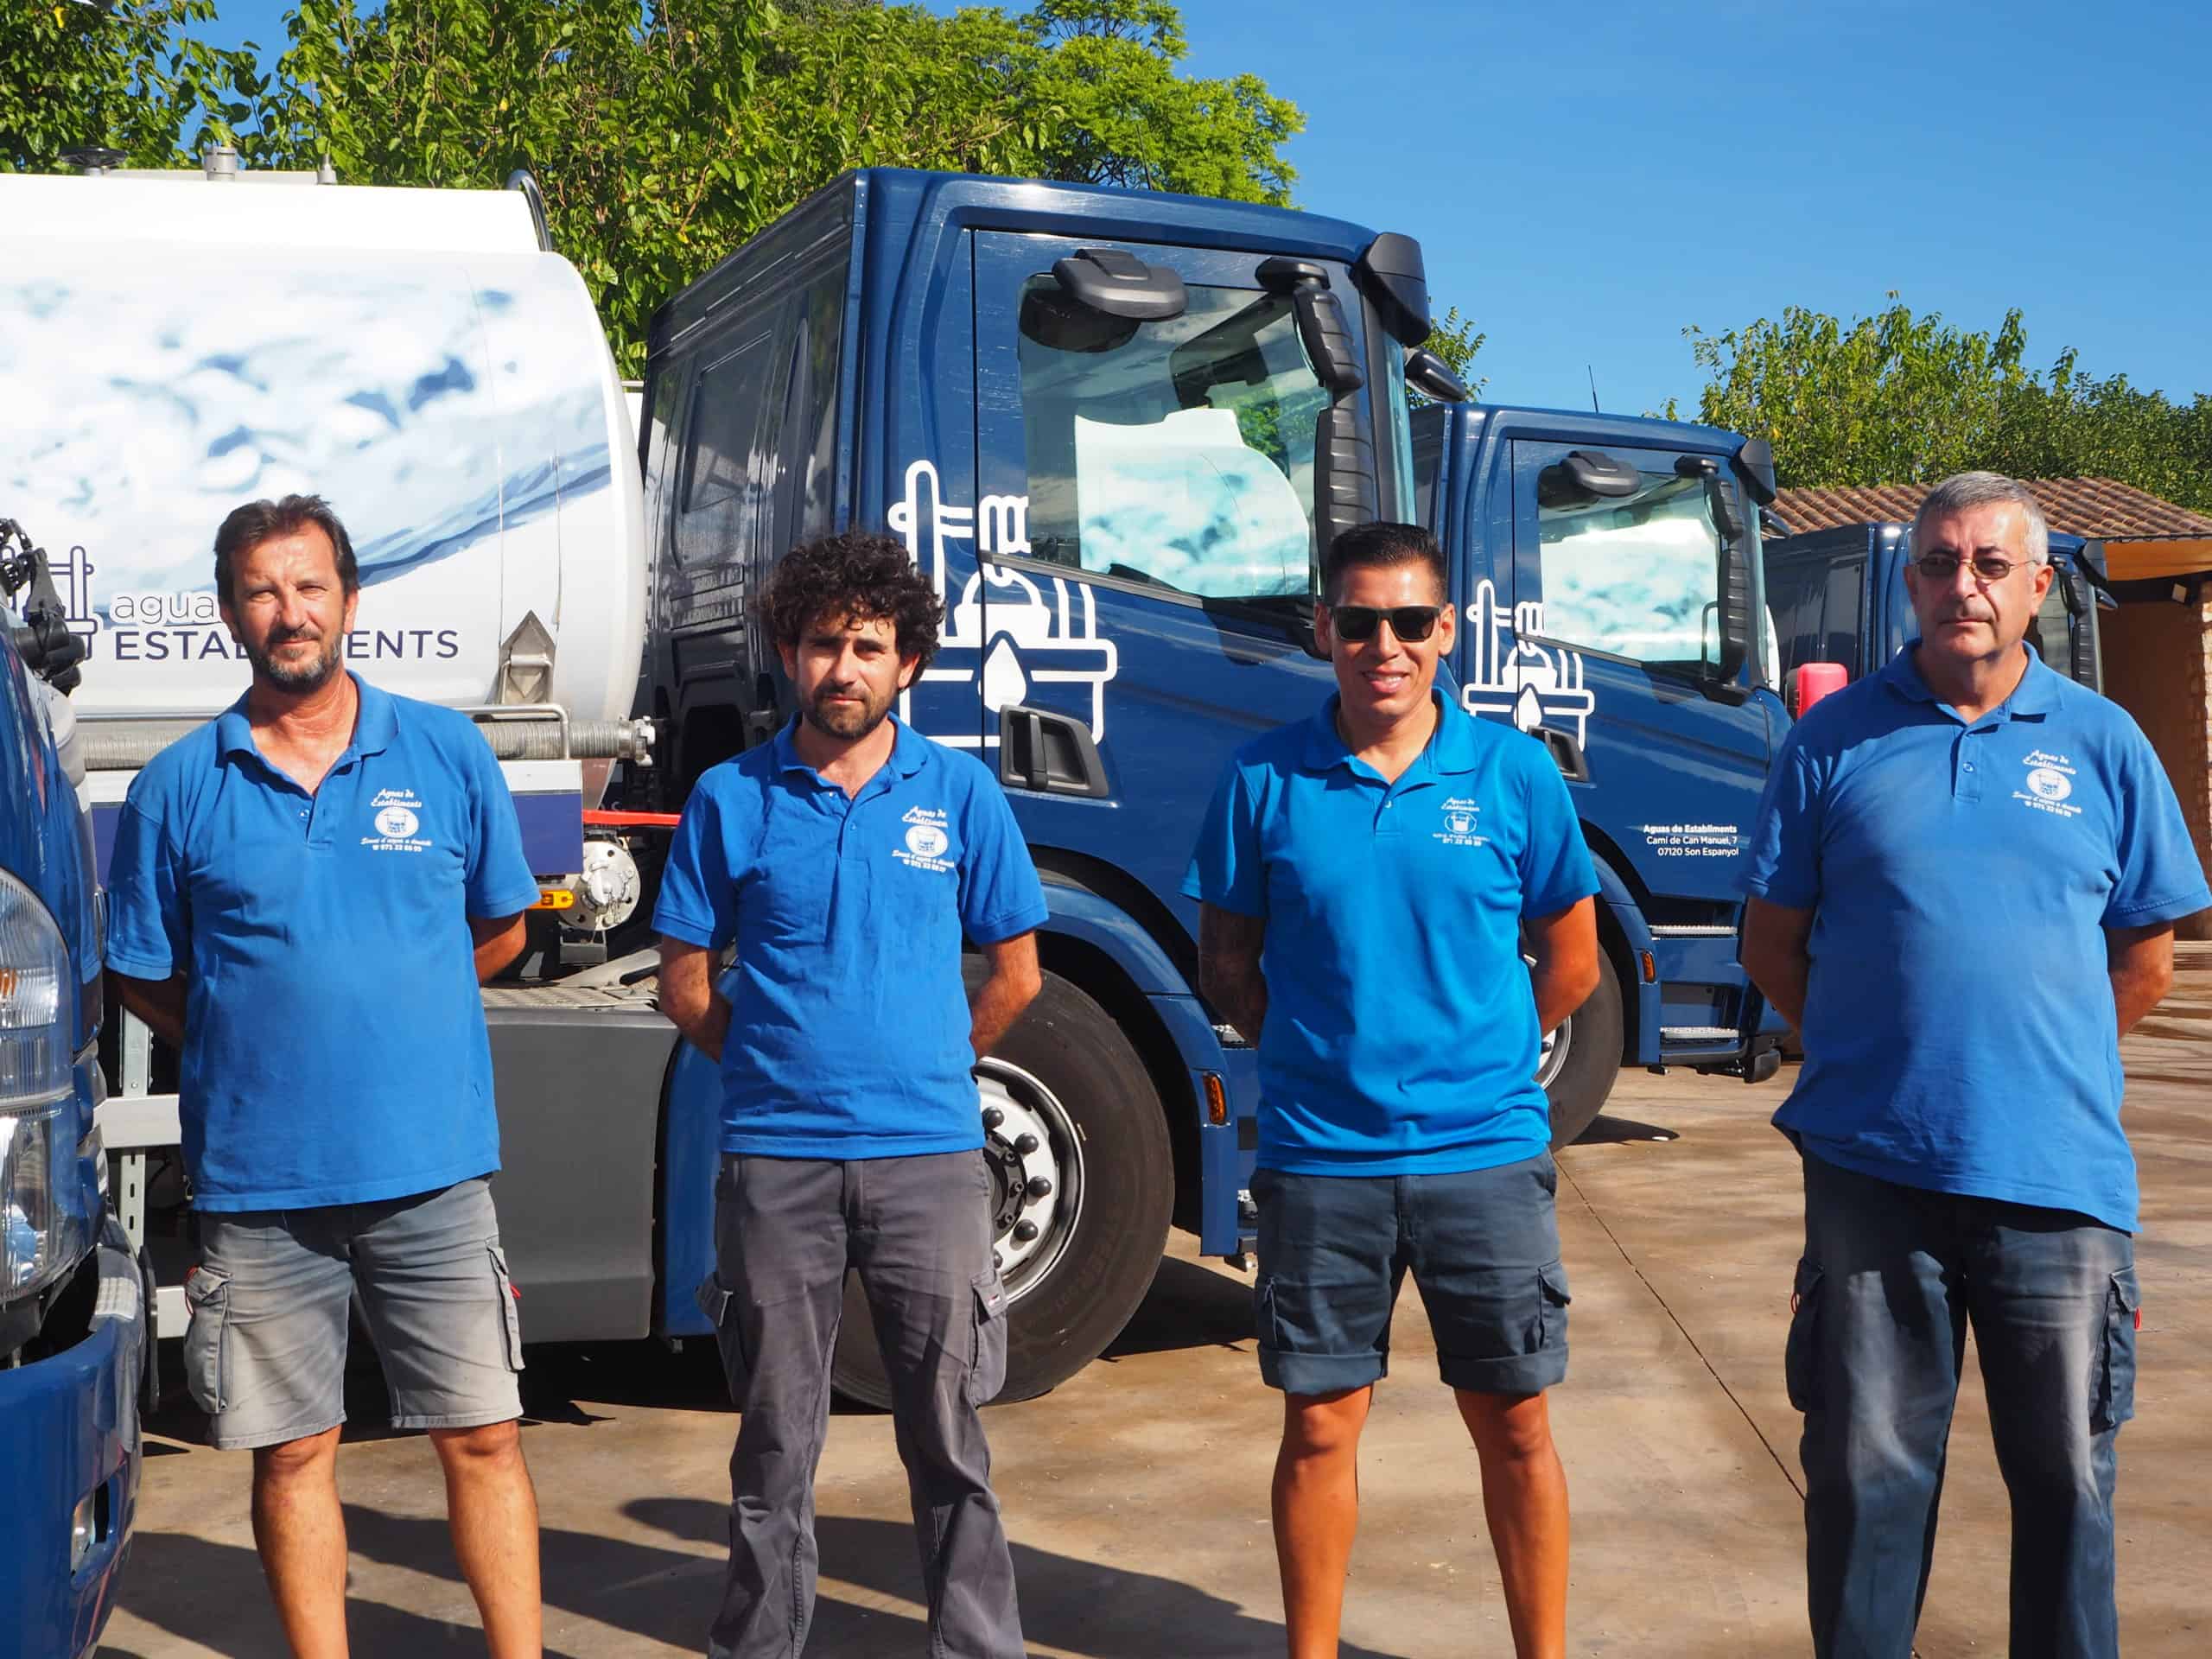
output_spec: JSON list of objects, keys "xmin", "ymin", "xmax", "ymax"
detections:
[
  {"xmin": 112, "ymin": 1499, "xmax": 1408, "ymax": 1659},
  {"xmin": 1100, "ymin": 1252, "xmax": 1255, "ymax": 1362},
  {"xmin": 1569, "ymin": 1112, "xmax": 1681, "ymax": 1147}
]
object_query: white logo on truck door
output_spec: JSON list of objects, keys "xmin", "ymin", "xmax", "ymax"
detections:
[
  {"xmin": 888, "ymin": 458, "xmax": 1119, "ymax": 752},
  {"xmin": 1460, "ymin": 579, "xmax": 1597, "ymax": 748}
]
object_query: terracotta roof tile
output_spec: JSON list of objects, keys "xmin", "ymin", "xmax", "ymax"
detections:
[{"xmin": 1767, "ymin": 478, "xmax": 2212, "ymax": 540}]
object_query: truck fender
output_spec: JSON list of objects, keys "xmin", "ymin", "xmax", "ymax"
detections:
[{"xmin": 1036, "ymin": 879, "xmax": 1198, "ymax": 1001}]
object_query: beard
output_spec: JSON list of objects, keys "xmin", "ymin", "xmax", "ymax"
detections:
[
  {"xmin": 801, "ymin": 677, "xmax": 896, "ymax": 741},
  {"xmin": 243, "ymin": 628, "xmax": 345, "ymax": 691}
]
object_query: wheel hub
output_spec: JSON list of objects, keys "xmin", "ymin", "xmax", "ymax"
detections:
[
  {"xmin": 1535, "ymin": 1015, "xmax": 1571, "ymax": 1090},
  {"xmin": 976, "ymin": 1058, "xmax": 1083, "ymax": 1297}
]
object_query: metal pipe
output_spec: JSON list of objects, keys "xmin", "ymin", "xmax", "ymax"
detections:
[{"xmin": 80, "ymin": 713, "xmax": 654, "ymax": 770}]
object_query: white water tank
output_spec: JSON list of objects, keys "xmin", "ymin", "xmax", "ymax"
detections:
[{"xmin": 0, "ymin": 172, "xmax": 647, "ymax": 747}]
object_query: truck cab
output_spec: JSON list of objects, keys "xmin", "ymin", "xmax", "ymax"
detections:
[
  {"xmin": 1414, "ymin": 403, "xmax": 1790, "ymax": 1129},
  {"xmin": 1764, "ymin": 521, "xmax": 2107, "ymax": 696},
  {"xmin": 640, "ymin": 170, "xmax": 1459, "ymax": 1400},
  {"xmin": 0, "ymin": 523, "xmax": 147, "ymax": 1657}
]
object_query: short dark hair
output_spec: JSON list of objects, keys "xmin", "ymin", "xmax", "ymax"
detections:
[
  {"xmin": 1323, "ymin": 521, "xmax": 1446, "ymax": 604},
  {"xmin": 766, "ymin": 530, "xmax": 942, "ymax": 672},
  {"xmin": 213, "ymin": 495, "xmax": 359, "ymax": 610}
]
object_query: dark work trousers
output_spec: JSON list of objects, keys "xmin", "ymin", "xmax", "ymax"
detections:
[
  {"xmin": 1788, "ymin": 1152, "xmax": 2139, "ymax": 1659},
  {"xmin": 697, "ymin": 1149, "xmax": 1020, "ymax": 1659}
]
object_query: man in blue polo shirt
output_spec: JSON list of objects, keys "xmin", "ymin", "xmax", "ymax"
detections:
[
  {"xmin": 1185, "ymin": 520, "xmax": 1600, "ymax": 1659},
  {"xmin": 1742, "ymin": 472, "xmax": 2210, "ymax": 1659},
  {"xmin": 106, "ymin": 495, "xmax": 547, "ymax": 1657},
  {"xmin": 655, "ymin": 530, "xmax": 1046, "ymax": 1659}
]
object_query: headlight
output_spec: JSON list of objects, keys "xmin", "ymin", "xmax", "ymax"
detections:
[{"xmin": 2, "ymin": 868, "xmax": 77, "ymax": 1299}]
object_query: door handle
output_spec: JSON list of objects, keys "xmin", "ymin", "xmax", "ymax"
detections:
[
  {"xmin": 1535, "ymin": 726, "xmax": 1589, "ymax": 783},
  {"xmin": 995, "ymin": 705, "xmax": 1111, "ymax": 798}
]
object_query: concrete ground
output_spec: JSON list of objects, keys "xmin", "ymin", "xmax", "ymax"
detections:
[{"xmin": 100, "ymin": 954, "xmax": 2212, "ymax": 1658}]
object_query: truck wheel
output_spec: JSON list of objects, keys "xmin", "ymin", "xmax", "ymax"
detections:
[
  {"xmin": 1539, "ymin": 947, "xmax": 1624, "ymax": 1148},
  {"xmin": 830, "ymin": 964, "xmax": 1173, "ymax": 1408}
]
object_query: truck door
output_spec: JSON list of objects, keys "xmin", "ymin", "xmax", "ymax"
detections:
[
  {"xmin": 1489, "ymin": 437, "xmax": 1773, "ymax": 1057},
  {"xmin": 961, "ymin": 232, "xmax": 1369, "ymax": 908}
]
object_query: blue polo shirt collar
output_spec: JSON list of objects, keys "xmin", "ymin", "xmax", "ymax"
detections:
[
  {"xmin": 213, "ymin": 673, "xmax": 400, "ymax": 771},
  {"xmin": 1881, "ymin": 643, "xmax": 2057, "ymax": 721},
  {"xmin": 1299, "ymin": 690, "xmax": 1479, "ymax": 779},
  {"xmin": 770, "ymin": 713, "xmax": 931, "ymax": 785}
]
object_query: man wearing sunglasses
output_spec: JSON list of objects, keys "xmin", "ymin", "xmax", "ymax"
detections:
[
  {"xmin": 1741, "ymin": 472, "xmax": 2209, "ymax": 1658},
  {"xmin": 1185, "ymin": 521, "xmax": 1601, "ymax": 1659}
]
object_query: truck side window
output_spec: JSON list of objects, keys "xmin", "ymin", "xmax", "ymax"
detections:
[
  {"xmin": 1818, "ymin": 558, "xmax": 1865, "ymax": 675},
  {"xmin": 677, "ymin": 328, "xmax": 779, "ymax": 570},
  {"xmin": 1531, "ymin": 457, "xmax": 1726, "ymax": 668},
  {"xmin": 1012, "ymin": 276, "xmax": 1324, "ymax": 599}
]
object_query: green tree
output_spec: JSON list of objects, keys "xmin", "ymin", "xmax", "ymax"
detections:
[
  {"xmin": 1007, "ymin": 0, "xmax": 1300, "ymax": 204},
  {"xmin": 1685, "ymin": 297, "xmax": 2037, "ymax": 487},
  {"xmin": 246, "ymin": 0, "xmax": 1304, "ymax": 374},
  {"xmin": 1685, "ymin": 297, "xmax": 2212, "ymax": 512},
  {"xmin": 1422, "ymin": 303, "xmax": 1484, "ymax": 392},
  {"xmin": 2, "ymin": 0, "xmax": 266, "ymax": 172}
]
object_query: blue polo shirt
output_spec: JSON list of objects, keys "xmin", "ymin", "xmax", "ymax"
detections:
[
  {"xmin": 652, "ymin": 716, "xmax": 1049, "ymax": 1159},
  {"xmin": 105, "ymin": 676, "xmax": 542, "ymax": 1211},
  {"xmin": 1183, "ymin": 691, "xmax": 1599, "ymax": 1175},
  {"xmin": 1744, "ymin": 645, "xmax": 2210, "ymax": 1231}
]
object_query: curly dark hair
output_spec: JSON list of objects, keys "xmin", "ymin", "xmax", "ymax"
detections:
[{"xmin": 766, "ymin": 530, "xmax": 942, "ymax": 671}]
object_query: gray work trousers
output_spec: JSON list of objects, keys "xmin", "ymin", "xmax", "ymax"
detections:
[{"xmin": 697, "ymin": 1149, "xmax": 1021, "ymax": 1659}]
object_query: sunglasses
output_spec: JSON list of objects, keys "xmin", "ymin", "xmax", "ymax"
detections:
[
  {"xmin": 1911, "ymin": 552, "xmax": 2038, "ymax": 583},
  {"xmin": 1328, "ymin": 604, "xmax": 1443, "ymax": 644}
]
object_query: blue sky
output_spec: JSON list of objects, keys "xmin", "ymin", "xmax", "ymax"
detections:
[{"xmin": 196, "ymin": 0, "xmax": 2212, "ymax": 416}]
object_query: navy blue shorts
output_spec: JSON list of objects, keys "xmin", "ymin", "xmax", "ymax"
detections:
[{"xmin": 1250, "ymin": 1152, "xmax": 1570, "ymax": 1398}]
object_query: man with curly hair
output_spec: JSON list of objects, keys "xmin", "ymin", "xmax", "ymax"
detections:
[{"xmin": 654, "ymin": 530, "xmax": 1046, "ymax": 1659}]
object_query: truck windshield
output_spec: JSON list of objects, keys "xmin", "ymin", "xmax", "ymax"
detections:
[
  {"xmin": 1014, "ymin": 277, "xmax": 1332, "ymax": 599},
  {"xmin": 1536, "ymin": 469, "xmax": 1726, "ymax": 668}
]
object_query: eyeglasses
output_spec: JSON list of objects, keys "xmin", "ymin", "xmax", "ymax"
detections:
[
  {"xmin": 1912, "ymin": 552, "xmax": 2039, "ymax": 583},
  {"xmin": 1328, "ymin": 604, "xmax": 1443, "ymax": 643}
]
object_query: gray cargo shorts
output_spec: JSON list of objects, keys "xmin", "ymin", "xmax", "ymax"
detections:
[{"xmin": 182, "ymin": 1176, "xmax": 524, "ymax": 1450}]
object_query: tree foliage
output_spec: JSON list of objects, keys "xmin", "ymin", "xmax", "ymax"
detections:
[
  {"xmin": 1422, "ymin": 304, "xmax": 1484, "ymax": 392},
  {"xmin": 1688, "ymin": 298, "xmax": 2211, "ymax": 513},
  {"xmin": 2, "ymin": 0, "xmax": 265, "ymax": 172},
  {"xmin": 229, "ymin": 0, "xmax": 1302, "ymax": 374}
]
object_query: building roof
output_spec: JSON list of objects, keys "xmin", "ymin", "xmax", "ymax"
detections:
[{"xmin": 1768, "ymin": 478, "xmax": 2212, "ymax": 540}]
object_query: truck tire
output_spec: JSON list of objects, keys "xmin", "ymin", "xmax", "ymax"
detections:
[
  {"xmin": 1538, "ymin": 947, "xmax": 1624, "ymax": 1148},
  {"xmin": 830, "ymin": 963, "xmax": 1173, "ymax": 1408}
]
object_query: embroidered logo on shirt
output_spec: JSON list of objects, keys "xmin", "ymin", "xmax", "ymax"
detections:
[
  {"xmin": 365, "ymin": 788, "xmax": 433, "ymax": 851},
  {"xmin": 896, "ymin": 805, "xmax": 956, "ymax": 874},
  {"xmin": 2015, "ymin": 752, "xmax": 2082, "ymax": 819},
  {"xmin": 1435, "ymin": 796, "xmax": 1488, "ymax": 848}
]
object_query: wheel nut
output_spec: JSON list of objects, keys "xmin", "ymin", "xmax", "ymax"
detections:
[
  {"xmin": 1025, "ymin": 1176, "xmax": 1053, "ymax": 1200},
  {"xmin": 993, "ymin": 1250, "xmax": 1003, "ymax": 1271},
  {"xmin": 1014, "ymin": 1133, "xmax": 1039, "ymax": 1155},
  {"xmin": 982, "ymin": 1106, "xmax": 1005, "ymax": 1129},
  {"xmin": 1012, "ymin": 1220, "xmax": 1039, "ymax": 1243}
]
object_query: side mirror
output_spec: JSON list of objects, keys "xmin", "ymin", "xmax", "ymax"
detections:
[
  {"xmin": 1731, "ymin": 436, "xmax": 1778, "ymax": 506},
  {"xmin": 1052, "ymin": 247, "xmax": 1189, "ymax": 321},
  {"xmin": 1255, "ymin": 258, "xmax": 1377, "ymax": 587},
  {"xmin": 1789, "ymin": 662, "xmax": 1847, "ymax": 717},
  {"xmin": 1536, "ymin": 449, "xmax": 1638, "ymax": 509},
  {"xmin": 1403, "ymin": 347, "xmax": 1469, "ymax": 404},
  {"xmin": 1679, "ymin": 454, "xmax": 1751, "ymax": 685},
  {"xmin": 1351, "ymin": 232, "xmax": 1432, "ymax": 346}
]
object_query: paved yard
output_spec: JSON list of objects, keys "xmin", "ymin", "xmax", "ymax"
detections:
[{"xmin": 99, "ymin": 957, "xmax": 2212, "ymax": 1657}]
